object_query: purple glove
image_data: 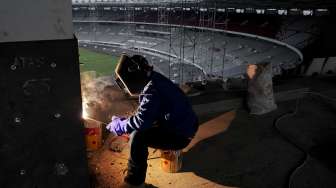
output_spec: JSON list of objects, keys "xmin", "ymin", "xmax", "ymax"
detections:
[{"xmin": 106, "ymin": 116, "xmax": 128, "ymax": 136}]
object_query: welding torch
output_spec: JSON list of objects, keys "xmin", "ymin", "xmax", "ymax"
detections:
[{"xmin": 83, "ymin": 116, "xmax": 129, "ymax": 139}]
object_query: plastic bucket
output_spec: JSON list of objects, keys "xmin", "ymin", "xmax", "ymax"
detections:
[
  {"xmin": 160, "ymin": 150, "xmax": 183, "ymax": 173},
  {"xmin": 83, "ymin": 118, "xmax": 102, "ymax": 151}
]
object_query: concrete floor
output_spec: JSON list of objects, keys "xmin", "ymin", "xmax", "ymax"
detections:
[
  {"xmin": 87, "ymin": 76, "xmax": 336, "ymax": 188},
  {"xmin": 184, "ymin": 97, "xmax": 336, "ymax": 188}
]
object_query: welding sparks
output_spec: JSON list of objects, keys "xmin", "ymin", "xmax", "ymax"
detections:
[
  {"xmin": 82, "ymin": 100, "xmax": 88, "ymax": 119},
  {"xmin": 82, "ymin": 109, "xmax": 88, "ymax": 119},
  {"xmin": 82, "ymin": 100, "xmax": 108, "ymax": 125}
]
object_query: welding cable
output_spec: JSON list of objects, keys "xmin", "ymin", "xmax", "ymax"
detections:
[{"xmin": 273, "ymin": 91, "xmax": 336, "ymax": 188}]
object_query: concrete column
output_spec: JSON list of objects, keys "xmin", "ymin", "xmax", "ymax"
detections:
[{"xmin": 0, "ymin": 0, "xmax": 73, "ymax": 42}]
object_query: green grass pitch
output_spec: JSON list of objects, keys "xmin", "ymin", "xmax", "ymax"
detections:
[{"xmin": 79, "ymin": 48, "xmax": 119, "ymax": 77}]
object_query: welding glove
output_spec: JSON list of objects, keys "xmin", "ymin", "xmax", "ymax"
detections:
[{"xmin": 106, "ymin": 116, "xmax": 128, "ymax": 136}]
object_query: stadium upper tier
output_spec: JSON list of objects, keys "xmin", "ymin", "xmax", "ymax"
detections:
[
  {"xmin": 72, "ymin": 0, "xmax": 335, "ymax": 8},
  {"xmin": 73, "ymin": 0, "xmax": 196, "ymax": 4},
  {"xmin": 74, "ymin": 20, "xmax": 302, "ymax": 83},
  {"xmin": 72, "ymin": 6, "xmax": 281, "ymax": 38}
]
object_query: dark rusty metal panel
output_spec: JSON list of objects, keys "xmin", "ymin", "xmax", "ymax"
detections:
[{"xmin": 0, "ymin": 38, "xmax": 90, "ymax": 188}]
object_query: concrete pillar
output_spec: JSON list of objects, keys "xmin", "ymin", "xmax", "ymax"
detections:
[
  {"xmin": 0, "ymin": 0, "xmax": 73, "ymax": 42},
  {"xmin": 0, "ymin": 1, "xmax": 89, "ymax": 187}
]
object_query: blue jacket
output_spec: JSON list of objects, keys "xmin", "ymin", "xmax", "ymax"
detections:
[{"xmin": 124, "ymin": 71, "xmax": 198, "ymax": 138}]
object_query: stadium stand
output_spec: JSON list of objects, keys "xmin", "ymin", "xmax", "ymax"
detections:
[
  {"xmin": 74, "ymin": 20, "xmax": 302, "ymax": 83},
  {"xmin": 276, "ymin": 17, "xmax": 320, "ymax": 49}
]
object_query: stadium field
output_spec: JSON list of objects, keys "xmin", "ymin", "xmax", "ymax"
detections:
[{"xmin": 79, "ymin": 48, "xmax": 119, "ymax": 77}]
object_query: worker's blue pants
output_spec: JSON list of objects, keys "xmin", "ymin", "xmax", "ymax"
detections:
[{"xmin": 125, "ymin": 126, "xmax": 191, "ymax": 185}]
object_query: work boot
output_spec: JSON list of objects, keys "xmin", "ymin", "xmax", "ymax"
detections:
[{"xmin": 124, "ymin": 161, "xmax": 147, "ymax": 186}]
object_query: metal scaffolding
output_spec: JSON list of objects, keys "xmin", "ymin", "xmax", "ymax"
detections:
[
  {"xmin": 158, "ymin": 5, "xmax": 169, "ymax": 24},
  {"xmin": 85, "ymin": 0, "xmax": 230, "ymax": 84},
  {"xmin": 88, "ymin": 2, "xmax": 98, "ymax": 41},
  {"xmin": 125, "ymin": 4, "xmax": 135, "ymax": 37},
  {"xmin": 168, "ymin": 0, "xmax": 173, "ymax": 80},
  {"xmin": 73, "ymin": 0, "xmax": 305, "ymax": 85}
]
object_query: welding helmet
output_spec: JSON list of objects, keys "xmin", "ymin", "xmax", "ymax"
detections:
[{"xmin": 115, "ymin": 54, "xmax": 153, "ymax": 97}]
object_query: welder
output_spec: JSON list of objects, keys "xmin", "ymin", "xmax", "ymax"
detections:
[{"xmin": 106, "ymin": 54, "xmax": 198, "ymax": 187}]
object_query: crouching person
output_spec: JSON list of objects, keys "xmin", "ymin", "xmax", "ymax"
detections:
[{"xmin": 106, "ymin": 55, "xmax": 198, "ymax": 187}]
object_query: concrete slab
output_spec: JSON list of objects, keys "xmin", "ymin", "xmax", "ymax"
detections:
[
  {"xmin": 87, "ymin": 110, "xmax": 238, "ymax": 188},
  {"xmin": 85, "ymin": 76, "xmax": 336, "ymax": 188}
]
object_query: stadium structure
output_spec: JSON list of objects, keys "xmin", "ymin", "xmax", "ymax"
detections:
[
  {"xmin": 1, "ymin": 1, "xmax": 336, "ymax": 188},
  {"xmin": 72, "ymin": 0, "xmax": 334, "ymax": 84}
]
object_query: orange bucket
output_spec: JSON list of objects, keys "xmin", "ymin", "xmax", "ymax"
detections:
[
  {"xmin": 83, "ymin": 118, "xmax": 102, "ymax": 151},
  {"xmin": 160, "ymin": 150, "xmax": 183, "ymax": 173}
]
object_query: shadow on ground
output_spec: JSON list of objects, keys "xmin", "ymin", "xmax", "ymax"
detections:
[{"xmin": 182, "ymin": 96, "xmax": 336, "ymax": 188}]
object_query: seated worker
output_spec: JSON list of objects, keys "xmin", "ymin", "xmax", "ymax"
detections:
[{"xmin": 106, "ymin": 54, "xmax": 198, "ymax": 187}]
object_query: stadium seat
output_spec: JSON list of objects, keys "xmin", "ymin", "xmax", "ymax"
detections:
[
  {"xmin": 305, "ymin": 58, "xmax": 325, "ymax": 76},
  {"xmin": 321, "ymin": 57, "xmax": 336, "ymax": 75}
]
